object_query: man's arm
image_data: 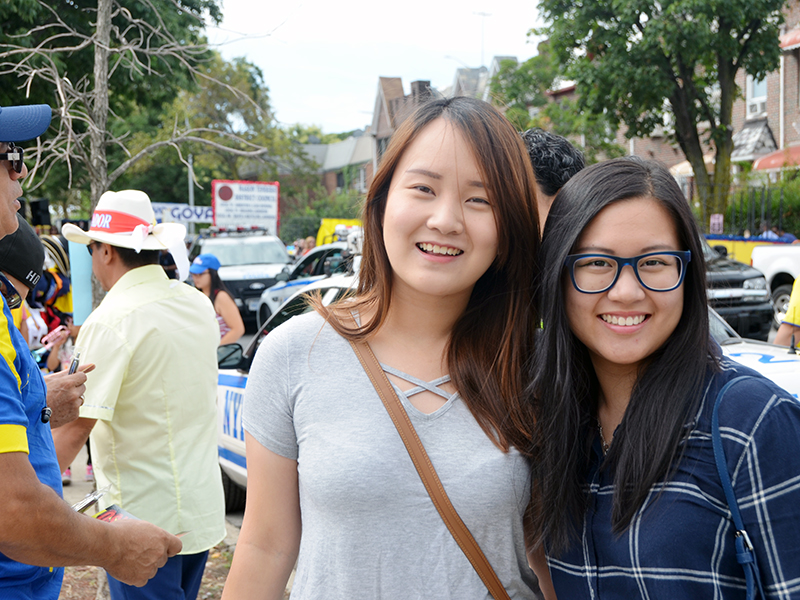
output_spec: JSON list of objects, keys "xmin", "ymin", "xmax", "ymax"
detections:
[
  {"xmin": 51, "ymin": 416, "xmax": 96, "ymax": 473},
  {"xmin": 0, "ymin": 451, "xmax": 182, "ymax": 586},
  {"xmin": 774, "ymin": 322, "xmax": 800, "ymax": 347}
]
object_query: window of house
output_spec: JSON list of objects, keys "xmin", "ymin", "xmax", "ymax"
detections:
[
  {"xmin": 746, "ymin": 75, "xmax": 767, "ymax": 117},
  {"xmin": 377, "ymin": 137, "xmax": 390, "ymax": 161},
  {"xmin": 358, "ymin": 167, "xmax": 367, "ymax": 192}
]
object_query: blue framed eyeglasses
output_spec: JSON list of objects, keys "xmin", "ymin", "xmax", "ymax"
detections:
[
  {"xmin": 0, "ymin": 144, "xmax": 24, "ymax": 174},
  {"xmin": 0, "ymin": 271, "xmax": 22, "ymax": 309},
  {"xmin": 565, "ymin": 251, "xmax": 691, "ymax": 294}
]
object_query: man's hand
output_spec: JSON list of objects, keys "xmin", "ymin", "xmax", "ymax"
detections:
[
  {"xmin": 103, "ymin": 520, "xmax": 183, "ymax": 587},
  {"xmin": 44, "ymin": 364, "xmax": 95, "ymax": 429}
]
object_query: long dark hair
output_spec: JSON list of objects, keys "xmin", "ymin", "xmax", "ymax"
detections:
[
  {"xmin": 207, "ymin": 269, "xmax": 232, "ymax": 304},
  {"xmin": 527, "ymin": 157, "xmax": 717, "ymax": 555},
  {"xmin": 315, "ymin": 96, "xmax": 540, "ymax": 451}
]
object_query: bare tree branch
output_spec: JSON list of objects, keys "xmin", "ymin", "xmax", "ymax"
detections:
[{"xmin": 0, "ymin": 0, "xmax": 274, "ymax": 209}]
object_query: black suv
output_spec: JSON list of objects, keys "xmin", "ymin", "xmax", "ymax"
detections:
[{"xmin": 703, "ymin": 239, "xmax": 772, "ymax": 341}]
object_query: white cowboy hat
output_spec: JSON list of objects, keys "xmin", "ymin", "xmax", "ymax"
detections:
[
  {"xmin": 62, "ymin": 190, "xmax": 190, "ymax": 280},
  {"xmin": 62, "ymin": 190, "xmax": 186, "ymax": 251}
]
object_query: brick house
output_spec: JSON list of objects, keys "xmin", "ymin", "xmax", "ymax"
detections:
[
  {"xmin": 737, "ymin": 1, "xmax": 800, "ymax": 178},
  {"xmin": 302, "ymin": 134, "xmax": 374, "ymax": 196}
]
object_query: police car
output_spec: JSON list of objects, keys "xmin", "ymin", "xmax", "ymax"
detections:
[
  {"xmin": 191, "ymin": 227, "xmax": 291, "ymax": 323},
  {"xmin": 215, "ymin": 282, "xmax": 800, "ymax": 512},
  {"xmin": 253, "ymin": 242, "xmax": 349, "ymax": 328}
]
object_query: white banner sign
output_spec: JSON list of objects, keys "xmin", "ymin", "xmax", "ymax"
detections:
[
  {"xmin": 152, "ymin": 202, "xmax": 214, "ymax": 224},
  {"xmin": 710, "ymin": 213, "xmax": 724, "ymax": 234},
  {"xmin": 212, "ymin": 180, "xmax": 280, "ymax": 235}
]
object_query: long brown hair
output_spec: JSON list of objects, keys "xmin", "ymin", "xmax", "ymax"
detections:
[{"xmin": 315, "ymin": 96, "xmax": 540, "ymax": 451}]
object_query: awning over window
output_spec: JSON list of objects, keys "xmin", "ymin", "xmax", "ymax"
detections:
[
  {"xmin": 752, "ymin": 145, "xmax": 800, "ymax": 171},
  {"xmin": 669, "ymin": 154, "xmax": 714, "ymax": 177},
  {"xmin": 781, "ymin": 28, "xmax": 800, "ymax": 51}
]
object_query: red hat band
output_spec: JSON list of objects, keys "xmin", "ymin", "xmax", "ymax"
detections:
[{"xmin": 90, "ymin": 210, "xmax": 152, "ymax": 235}]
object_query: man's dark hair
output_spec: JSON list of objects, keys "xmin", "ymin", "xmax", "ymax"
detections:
[
  {"xmin": 114, "ymin": 246, "xmax": 160, "ymax": 269},
  {"xmin": 521, "ymin": 128, "xmax": 586, "ymax": 197}
]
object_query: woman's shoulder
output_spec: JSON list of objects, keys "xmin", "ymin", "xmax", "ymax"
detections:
[
  {"xmin": 262, "ymin": 308, "xmax": 347, "ymax": 348},
  {"xmin": 694, "ymin": 356, "xmax": 799, "ymax": 437}
]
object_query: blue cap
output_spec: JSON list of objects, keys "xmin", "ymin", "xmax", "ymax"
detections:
[
  {"xmin": 189, "ymin": 254, "xmax": 221, "ymax": 274},
  {"xmin": 0, "ymin": 104, "xmax": 52, "ymax": 142}
]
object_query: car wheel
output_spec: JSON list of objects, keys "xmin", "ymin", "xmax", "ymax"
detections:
[
  {"xmin": 772, "ymin": 284, "xmax": 794, "ymax": 328},
  {"xmin": 257, "ymin": 304, "xmax": 271, "ymax": 330},
  {"xmin": 221, "ymin": 468, "xmax": 246, "ymax": 513}
]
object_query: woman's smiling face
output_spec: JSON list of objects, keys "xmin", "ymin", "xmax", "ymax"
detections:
[
  {"xmin": 565, "ymin": 197, "xmax": 685, "ymax": 377},
  {"xmin": 382, "ymin": 117, "xmax": 498, "ymax": 305}
]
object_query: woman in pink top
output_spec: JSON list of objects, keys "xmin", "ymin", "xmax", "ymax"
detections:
[{"xmin": 190, "ymin": 254, "xmax": 245, "ymax": 345}]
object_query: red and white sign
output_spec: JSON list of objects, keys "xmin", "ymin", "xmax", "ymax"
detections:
[{"xmin": 212, "ymin": 180, "xmax": 280, "ymax": 234}]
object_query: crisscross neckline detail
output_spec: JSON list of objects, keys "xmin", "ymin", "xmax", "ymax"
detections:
[{"xmin": 380, "ymin": 364, "xmax": 458, "ymax": 403}]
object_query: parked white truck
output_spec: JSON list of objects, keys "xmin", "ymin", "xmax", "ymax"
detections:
[{"xmin": 750, "ymin": 244, "xmax": 800, "ymax": 326}]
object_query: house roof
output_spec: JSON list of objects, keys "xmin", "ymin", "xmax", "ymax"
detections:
[
  {"xmin": 451, "ymin": 67, "xmax": 489, "ymax": 98},
  {"xmin": 372, "ymin": 77, "xmax": 405, "ymax": 135},
  {"xmin": 300, "ymin": 135, "xmax": 372, "ymax": 174},
  {"xmin": 730, "ymin": 118, "xmax": 777, "ymax": 162},
  {"xmin": 300, "ymin": 144, "xmax": 328, "ymax": 173},
  {"xmin": 753, "ymin": 145, "xmax": 800, "ymax": 171},
  {"xmin": 351, "ymin": 135, "xmax": 372, "ymax": 164}
]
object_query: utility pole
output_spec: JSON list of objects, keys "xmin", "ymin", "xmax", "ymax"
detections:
[
  {"xmin": 474, "ymin": 11, "xmax": 491, "ymax": 67},
  {"xmin": 187, "ymin": 154, "xmax": 195, "ymax": 235},
  {"xmin": 186, "ymin": 117, "xmax": 195, "ymax": 234}
]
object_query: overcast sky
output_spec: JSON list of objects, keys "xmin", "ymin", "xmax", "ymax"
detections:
[{"xmin": 207, "ymin": 0, "xmax": 542, "ymax": 134}]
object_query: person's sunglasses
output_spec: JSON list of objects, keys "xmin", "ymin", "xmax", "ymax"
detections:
[
  {"xmin": 0, "ymin": 144, "xmax": 24, "ymax": 174},
  {"xmin": 87, "ymin": 241, "xmax": 97, "ymax": 256},
  {"xmin": 0, "ymin": 271, "xmax": 22, "ymax": 310}
]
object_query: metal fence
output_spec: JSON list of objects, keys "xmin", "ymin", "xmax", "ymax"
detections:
[{"xmin": 691, "ymin": 184, "xmax": 791, "ymax": 236}]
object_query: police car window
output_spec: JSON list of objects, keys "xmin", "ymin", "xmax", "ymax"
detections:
[
  {"xmin": 203, "ymin": 239, "xmax": 290, "ymax": 266},
  {"xmin": 709, "ymin": 308, "xmax": 739, "ymax": 344},
  {"xmin": 323, "ymin": 250, "xmax": 347, "ymax": 276},
  {"xmin": 295, "ymin": 254, "xmax": 324, "ymax": 279},
  {"xmin": 250, "ymin": 288, "xmax": 338, "ymax": 354}
]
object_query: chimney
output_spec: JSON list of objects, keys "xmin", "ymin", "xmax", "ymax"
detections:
[{"xmin": 410, "ymin": 80, "xmax": 432, "ymax": 104}]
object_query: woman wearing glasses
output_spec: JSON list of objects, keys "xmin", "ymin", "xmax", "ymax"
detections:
[{"xmin": 527, "ymin": 158, "xmax": 800, "ymax": 598}]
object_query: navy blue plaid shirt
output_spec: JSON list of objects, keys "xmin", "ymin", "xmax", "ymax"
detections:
[{"xmin": 547, "ymin": 356, "xmax": 800, "ymax": 599}]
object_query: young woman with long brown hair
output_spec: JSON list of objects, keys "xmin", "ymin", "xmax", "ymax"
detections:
[{"xmin": 222, "ymin": 96, "xmax": 542, "ymax": 599}]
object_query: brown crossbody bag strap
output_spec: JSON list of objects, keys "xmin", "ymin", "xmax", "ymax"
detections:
[{"xmin": 347, "ymin": 326, "xmax": 512, "ymax": 600}]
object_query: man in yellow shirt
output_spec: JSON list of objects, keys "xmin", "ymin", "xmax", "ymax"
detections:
[
  {"xmin": 774, "ymin": 278, "xmax": 800, "ymax": 347},
  {"xmin": 56, "ymin": 190, "xmax": 224, "ymax": 600}
]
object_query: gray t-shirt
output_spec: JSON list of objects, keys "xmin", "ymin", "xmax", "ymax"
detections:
[{"xmin": 243, "ymin": 311, "xmax": 539, "ymax": 600}]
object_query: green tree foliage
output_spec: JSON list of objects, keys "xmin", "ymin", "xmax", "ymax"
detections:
[
  {"xmin": 284, "ymin": 124, "xmax": 358, "ymax": 145},
  {"xmin": 488, "ymin": 40, "xmax": 624, "ymax": 162},
  {"xmin": 537, "ymin": 0, "xmax": 788, "ymax": 218},
  {"xmin": 116, "ymin": 53, "xmax": 296, "ymax": 201},
  {"xmin": 0, "ymin": 0, "xmax": 275, "ymax": 214},
  {"xmin": 489, "ymin": 43, "xmax": 558, "ymax": 130},
  {"xmin": 280, "ymin": 189, "xmax": 363, "ymax": 244}
]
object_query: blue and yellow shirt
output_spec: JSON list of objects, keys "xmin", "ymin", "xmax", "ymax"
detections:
[{"xmin": 0, "ymin": 297, "xmax": 63, "ymax": 599}]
